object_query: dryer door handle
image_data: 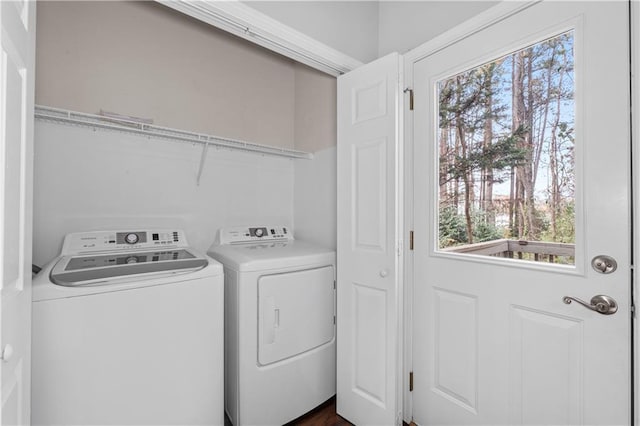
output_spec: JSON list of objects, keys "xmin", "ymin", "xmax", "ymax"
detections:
[{"xmin": 262, "ymin": 297, "xmax": 276, "ymax": 344}]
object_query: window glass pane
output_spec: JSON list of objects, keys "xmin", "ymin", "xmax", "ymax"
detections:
[{"xmin": 437, "ymin": 31, "xmax": 575, "ymax": 265}]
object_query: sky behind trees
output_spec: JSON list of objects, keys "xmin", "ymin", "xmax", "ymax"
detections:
[{"xmin": 437, "ymin": 30, "xmax": 575, "ymax": 250}]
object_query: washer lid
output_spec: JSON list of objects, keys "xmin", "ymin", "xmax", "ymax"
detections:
[
  {"xmin": 207, "ymin": 240, "xmax": 335, "ymax": 272},
  {"xmin": 50, "ymin": 248, "xmax": 209, "ymax": 287}
]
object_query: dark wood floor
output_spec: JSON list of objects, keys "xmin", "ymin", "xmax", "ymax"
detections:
[
  {"xmin": 226, "ymin": 397, "xmax": 413, "ymax": 425},
  {"xmin": 284, "ymin": 397, "xmax": 352, "ymax": 426},
  {"xmin": 287, "ymin": 398, "xmax": 414, "ymax": 426}
]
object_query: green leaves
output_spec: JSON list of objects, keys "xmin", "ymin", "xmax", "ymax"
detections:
[
  {"xmin": 437, "ymin": 30, "xmax": 575, "ymax": 250},
  {"xmin": 440, "ymin": 132, "xmax": 527, "ymax": 183},
  {"xmin": 439, "ymin": 207, "xmax": 502, "ymax": 246}
]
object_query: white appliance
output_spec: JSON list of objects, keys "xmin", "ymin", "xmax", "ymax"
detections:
[
  {"xmin": 208, "ymin": 226, "xmax": 336, "ymax": 425},
  {"xmin": 31, "ymin": 229, "xmax": 224, "ymax": 426}
]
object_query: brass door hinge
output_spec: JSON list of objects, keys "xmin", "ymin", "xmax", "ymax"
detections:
[
  {"xmin": 409, "ymin": 371, "xmax": 414, "ymax": 392},
  {"xmin": 404, "ymin": 88, "xmax": 414, "ymax": 111},
  {"xmin": 409, "ymin": 231, "xmax": 414, "ymax": 251}
]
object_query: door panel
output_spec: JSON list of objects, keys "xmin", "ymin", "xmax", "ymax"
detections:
[
  {"xmin": 353, "ymin": 283, "xmax": 387, "ymax": 405},
  {"xmin": 353, "ymin": 138, "xmax": 387, "ymax": 251},
  {"xmin": 411, "ymin": 2, "xmax": 630, "ymax": 425},
  {"xmin": 0, "ymin": 1, "xmax": 35, "ymax": 424},
  {"xmin": 432, "ymin": 288, "xmax": 477, "ymax": 413},
  {"xmin": 508, "ymin": 306, "xmax": 583, "ymax": 425},
  {"xmin": 337, "ymin": 53, "xmax": 402, "ymax": 426}
]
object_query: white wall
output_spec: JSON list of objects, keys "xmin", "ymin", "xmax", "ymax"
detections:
[
  {"xmin": 33, "ymin": 121, "xmax": 294, "ymax": 266},
  {"xmin": 243, "ymin": 1, "xmax": 497, "ymax": 64},
  {"xmin": 294, "ymin": 147, "xmax": 337, "ymax": 250},
  {"xmin": 244, "ymin": 1, "xmax": 379, "ymax": 64},
  {"xmin": 377, "ymin": 1, "xmax": 497, "ymax": 57}
]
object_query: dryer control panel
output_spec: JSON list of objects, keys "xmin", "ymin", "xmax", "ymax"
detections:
[
  {"xmin": 61, "ymin": 229, "xmax": 188, "ymax": 255},
  {"xmin": 216, "ymin": 226, "xmax": 293, "ymax": 245}
]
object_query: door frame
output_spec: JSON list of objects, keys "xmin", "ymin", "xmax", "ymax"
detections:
[
  {"xmin": 632, "ymin": 0, "xmax": 639, "ymax": 424},
  {"xmin": 1, "ymin": 0, "xmax": 36, "ymax": 423},
  {"xmin": 403, "ymin": 0, "xmax": 637, "ymax": 423}
]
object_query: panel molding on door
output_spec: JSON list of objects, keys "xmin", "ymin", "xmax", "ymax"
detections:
[
  {"xmin": 337, "ymin": 52, "xmax": 402, "ymax": 426},
  {"xmin": 351, "ymin": 80, "xmax": 387, "ymax": 124},
  {"xmin": 432, "ymin": 288, "xmax": 478, "ymax": 414},
  {"xmin": 352, "ymin": 137, "xmax": 387, "ymax": 252},
  {"xmin": 508, "ymin": 306, "xmax": 583, "ymax": 425},
  {"xmin": 352, "ymin": 282, "xmax": 387, "ymax": 406}
]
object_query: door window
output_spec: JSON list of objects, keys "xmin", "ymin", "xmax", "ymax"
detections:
[{"xmin": 437, "ymin": 31, "xmax": 575, "ymax": 265}]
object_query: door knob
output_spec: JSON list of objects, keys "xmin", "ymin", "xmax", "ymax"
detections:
[
  {"xmin": 591, "ymin": 255, "xmax": 617, "ymax": 274},
  {"xmin": 562, "ymin": 294, "xmax": 618, "ymax": 315},
  {"xmin": 1, "ymin": 344, "xmax": 14, "ymax": 362},
  {"xmin": 379, "ymin": 269, "xmax": 388, "ymax": 278}
]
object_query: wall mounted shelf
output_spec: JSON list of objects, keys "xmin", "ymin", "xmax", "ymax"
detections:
[{"xmin": 34, "ymin": 105, "xmax": 313, "ymax": 185}]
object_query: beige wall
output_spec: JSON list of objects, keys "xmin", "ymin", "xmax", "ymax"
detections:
[
  {"xmin": 294, "ymin": 63, "xmax": 337, "ymax": 153},
  {"xmin": 36, "ymin": 1, "xmax": 337, "ymax": 151}
]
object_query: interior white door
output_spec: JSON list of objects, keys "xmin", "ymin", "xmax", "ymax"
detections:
[
  {"xmin": 337, "ymin": 52, "xmax": 402, "ymax": 426},
  {"xmin": 411, "ymin": 2, "xmax": 630, "ymax": 425},
  {"xmin": 0, "ymin": 1, "xmax": 35, "ymax": 424}
]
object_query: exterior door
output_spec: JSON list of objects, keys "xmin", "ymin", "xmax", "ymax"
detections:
[
  {"xmin": 0, "ymin": 1, "xmax": 35, "ymax": 424},
  {"xmin": 411, "ymin": 2, "xmax": 630, "ymax": 425},
  {"xmin": 337, "ymin": 53, "xmax": 403, "ymax": 426}
]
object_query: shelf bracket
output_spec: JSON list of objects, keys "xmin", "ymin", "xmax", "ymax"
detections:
[{"xmin": 196, "ymin": 140, "xmax": 210, "ymax": 186}]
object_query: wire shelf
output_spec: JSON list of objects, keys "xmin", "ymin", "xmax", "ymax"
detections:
[{"xmin": 34, "ymin": 105, "xmax": 314, "ymax": 160}]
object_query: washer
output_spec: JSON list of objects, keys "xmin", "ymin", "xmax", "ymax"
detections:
[
  {"xmin": 208, "ymin": 226, "xmax": 336, "ymax": 426},
  {"xmin": 32, "ymin": 229, "xmax": 224, "ymax": 426}
]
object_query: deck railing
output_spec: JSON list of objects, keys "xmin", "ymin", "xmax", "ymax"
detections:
[{"xmin": 442, "ymin": 239, "xmax": 575, "ymax": 264}]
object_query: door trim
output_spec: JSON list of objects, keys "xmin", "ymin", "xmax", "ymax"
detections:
[
  {"xmin": 403, "ymin": 1, "xmax": 539, "ymax": 66},
  {"xmin": 632, "ymin": 0, "xmax": 639, "ymax": 424}
]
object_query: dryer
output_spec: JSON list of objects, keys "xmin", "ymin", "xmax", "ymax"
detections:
[
  {"xmin": 32, "ymin": 229, "xmax": 224, "ymax": 426},
  {"xmin": 208, "ymin": 226, "xmax": 336, "ymax": 426}
]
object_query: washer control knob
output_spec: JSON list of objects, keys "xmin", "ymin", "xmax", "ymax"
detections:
[
  {"xmin": 125, "ymin": 256, "xmax": 138, "ymax": 264},
  {"xmin": 254, "ymin": 228, "xmax": 264, "ymax": 237},
  {"xmin": 124, "ymin": 233, "xmax": 139, "ymax": 244}
]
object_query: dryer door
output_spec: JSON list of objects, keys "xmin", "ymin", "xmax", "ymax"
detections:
[{"xmin": 258, "ymin": 266, "xmax": 335, "ymax": 365}]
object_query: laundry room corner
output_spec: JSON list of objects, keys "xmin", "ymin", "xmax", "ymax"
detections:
[{"xmin": 31, "ymin": 1, "xmax": 336, "ymax": 268}]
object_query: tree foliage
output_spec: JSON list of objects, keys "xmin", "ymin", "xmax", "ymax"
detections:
[{"xmin": 438, "ymin": 31, "xmax": 575, "ymax": 248}]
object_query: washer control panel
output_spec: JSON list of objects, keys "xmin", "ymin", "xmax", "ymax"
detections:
[
  {"xmin": 61, "ymin": 229, "xmax": 187, "ymax": 255},
  {"xmin": 217, "ymin": 226, "xmax": 293, "ymax": 245}
]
